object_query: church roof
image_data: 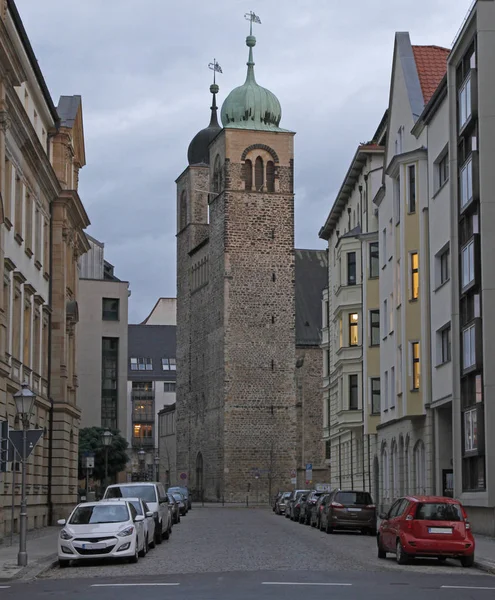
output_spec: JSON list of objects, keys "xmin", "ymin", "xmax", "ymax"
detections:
[
  {"xmin": 295, "ymin": 249, "xmax": 328, "ymax": 347},
  {"xmin": 187, "ymin": 84, "xmax": 222, "ymax": 166}
]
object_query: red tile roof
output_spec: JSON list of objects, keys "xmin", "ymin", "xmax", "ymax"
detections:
[{"xmin": 412, "ymin": 45, "xmax": 450, "ymax": 104}]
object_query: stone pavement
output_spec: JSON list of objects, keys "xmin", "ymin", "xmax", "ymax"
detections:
[{"xmin": 0, "ymin": 527, "xmax": 59, "ymax": 582}]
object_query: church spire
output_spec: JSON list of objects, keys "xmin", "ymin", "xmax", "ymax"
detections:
[
  {"xmin": 244, "ymin": 11, "xmax": 261, "ymax": 84},
  {"xmin": 208, "ymin": 59, "xmax": 222, "ymax": 127}
]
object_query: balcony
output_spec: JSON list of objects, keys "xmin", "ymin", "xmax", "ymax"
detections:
[
  {"xmin": 132, "ymin": 436, "xmax": 154, "ymax": 448},
  {"xmin": 336, "ymin": 408, "xmax": 363, "ymax": 429},
  {"xmin": 131, "ymin": 390, "xmax": 154, "ymax": 401}
]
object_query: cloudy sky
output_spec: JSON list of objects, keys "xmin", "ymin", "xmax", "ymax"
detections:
[{"xmin": 16, "ymin": 0, "xmax": 470, "ymax": 323}]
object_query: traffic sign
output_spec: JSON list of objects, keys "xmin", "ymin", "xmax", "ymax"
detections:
[
  {"xmin": 179, "ymin": 472, "xmax": 188, "ymax": 481},
  {"xmin": 305, "ymin": 462, "xmax": 313, "ymax": 484},
  {"xmin": 9, "ymin": 429, "xmax": 44, "ymax": 461},
  {"xmin": 84, "ymin": 455, "xmax": 95, "ymax": 469}
]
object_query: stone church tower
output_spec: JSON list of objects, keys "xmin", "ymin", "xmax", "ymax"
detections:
[{"xmin": 176, "ymin": 26, "xmax": 297, "ymax": 502}]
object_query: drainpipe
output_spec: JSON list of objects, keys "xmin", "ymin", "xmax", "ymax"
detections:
[
  {"xmin": 350, "ymin": 430, "xmax": 354, "ymax": 489},
  {"xmin": 338, "ymin": 436, "xmax": 342, "ymax": 488},
  {"xmin": 358, "ymin": 184, "xmax": 366, "ymax": 491}
]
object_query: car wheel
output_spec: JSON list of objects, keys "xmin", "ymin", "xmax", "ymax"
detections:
[
  {"xmin": 58, "ymin": 559, "xmax": 70, "ymax": 569},
  {"xmin": 396, "ymin": 539, "xmax": 408, "ymax": 565},
  {"xmin": 377, "ymin": 536, "xmax": 386, "ymax": 559},
  {"xmin": 461, "ymin": 555, "xmax": 475, "ymax": 568},
  {"xmin": 155, "ymin": 523, "xmax": 163, "ymax": 545},
  {"xmin": 129, "ymin": 544, "xmax": 139, "ymax": 564}
]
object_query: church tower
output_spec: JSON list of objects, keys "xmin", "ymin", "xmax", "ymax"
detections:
[{"xmin": 176, "ymin": 16, "xmax": 297, "ymax": 502}]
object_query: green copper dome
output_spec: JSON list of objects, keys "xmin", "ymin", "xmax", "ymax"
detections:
[{"xmin": 221, "ymin": 35, "xmax": 283, "ymax": 131}]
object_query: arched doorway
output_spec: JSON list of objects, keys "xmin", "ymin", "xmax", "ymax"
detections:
[{"xmin": 195, "ymin": 452, "xmax": 203, "ymax": 498}]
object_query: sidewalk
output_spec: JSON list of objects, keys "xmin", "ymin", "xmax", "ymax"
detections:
[
  {"xmin": 0, "ymin": 527, "xmax": 59, "ymax": 582},
  {"xmin": 473, "ymin": 534, "xmax": 495, "ymax": 574}
]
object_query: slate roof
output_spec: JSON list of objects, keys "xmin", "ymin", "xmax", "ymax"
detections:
[
  {"xmin": 57, "ymin": 95, "xmax": 82, "ymax": 127},
  {"xmin": 295, "ymin": 249, "xmax": 328, "ymax": 347},
  {"xmin": 412, "ymin": 46, "xmax": 449, "ymax": 104},
  {"xmin": 128, "ymin": 325, "xmax": 176, "ymax": 381}
]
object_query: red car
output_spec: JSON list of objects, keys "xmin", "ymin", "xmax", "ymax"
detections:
[{"xmin": 377, "ymin": 495, "xmax": 475, "ymax": 567}]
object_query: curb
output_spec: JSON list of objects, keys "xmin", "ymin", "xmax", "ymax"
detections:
[
  {"xmin": 0, "ymin": 554, "xmax": 58, "ymax": 583},
  {"xmin": 474, "ymin": 559, "xmax": 495, "ymax": 575}
]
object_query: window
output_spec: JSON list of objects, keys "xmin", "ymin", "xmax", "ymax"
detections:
[
  {"xmin": 464, "ymin": 408, "xmax": 478, "ymax": 452},
  {"xmin": 462, "ymin": 324, "xmax": 476, "ymax": 370},
  {"xmin": 102, "ymin": 337, "xmax": 118, "ymax": 430},
  {"xmin": 410, "ymin": 252, "xmax": 419, "ymax": 300},
  {"xmin": 382, "ymin": 299, "xmax": 387, "ymax": 339},
  {"xmin": 438, "ymin": 153, "xmax": 449, "ymax": 189},
  {"xmin": 369, "ymin": 242, "xmax": 379, "ymax": 278},
  {"xmin": 462, "ymin": 455, "xmax": 485, "ymax": 491},
  {"xmin": 132, "ymin": 399, "xmax": 154, "ymax": 421},
  {"xmin": 325, "ymin": 440, "xmax": 331, "ymax": 460},
  {"xmin": 458, "ymin": 74, "xmax": 472, "ymax": 129},
  {"xmin": 243, "ymin": 160, "xmax": 253, "ymax": 190},
  {"xmin": 254, "ymin": 156, "xmax": 264, "ymax": 191},
  {"xmin": 460, "ymin": 157, "xmax": 473, "ymax": 209},
  {"xmin": 440, "ymin": 248, "xmax": 450, "ymax": 285},
  {"xmin": 397, "ymin": 346, "xmax": 403, "ymax": 395},
  {"xmin": 347, "ymin": 252, "xmax": 356, "ymax": 285},
  {"xmin": 164, "ymin": 381, "xmax": 176, "ymax": 392},
  {"xmin": 384, "ymin": 371, "xmax": 389, "ymax": 410},
  {"xmin": 440, "ymin": 327, "xmax": 451, "ymax": 364},
  {"xmin": 266, "ymin": 161, "xmax": 275, "ymax": 192},
  {"xmin": 102, "ymin": 298, "xmax": 119, "ymax": 321},
  {"xmin": 394, "ymin": 178, "xmax": 400, "ymax": 224},
  {"xmin": 349, "ymin": 374, "xmax": 358, "ymax": 410},
  {"xmin": 162, "ymin": 358, "xmax": 177, "ymax": 371},
  {"xmin": 461, "ymin": 239, "xmax": 474, "ymax": 289},
  {"xmin": 130, "ymin": 357, "xmax": 153, "ymax": 371},
  {"xmin": 396, "ymin": 260, "xmax": 401, "ymax": 306},
  {"xmin": 408, "ymin": 165, "xmax": 416, "ymax": 213},
  {"xmin": 371, "ymin": 378, "xmax": 380, "ymax": 415},
  {"xmin": 382, "ymin": 229, "xmax": 387, "ymax": 267},
  {"xmin": 349, "ymin": 313, "xmax": 358, "ymax": 346},
  {"xmin": 389, "ymin": 293, "xmax": 394, "ymax": 333},
  {"xmin": 390, "ymin": 367, "xmax": 395, "ymax": 408},
  {"xmin": 370, "ymin": 310, "xmax": 380, "ymax": 346},
  {"xmin": 411, "ymin": 342, "xmax": 420, "ymax": 390}
]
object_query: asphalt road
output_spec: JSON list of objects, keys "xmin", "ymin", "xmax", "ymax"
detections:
[{"xmin": 2, "ymin": 506, "xmax": 494, "ymax": 599}]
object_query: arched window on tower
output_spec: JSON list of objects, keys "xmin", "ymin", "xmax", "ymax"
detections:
[
  {"xmin": 255, "ymin": 156, "xmax": 264, "ymax": 191},
  {"xmin": 213, "ymin": 155, "xmax": 222, "ymax": 193},
  {"xmin": 266, "ymin": 161, "xmax": 275, "ymax": 192},
  {"xmin": 243, "ymin": 159, "xmax": 253, "ymax": 191},
  {"xmin": 179, "ymin": 190, "xmax": 187, "ymax": 230}
]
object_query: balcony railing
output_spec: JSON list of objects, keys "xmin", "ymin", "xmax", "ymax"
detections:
[
  {"xmin": 131, "ymin": 391, "xmax": 155, "ymax": 401},
  {"xmin": 132, "ymin": 436, "xmax": 154, "ymax": 448},
  {"xmin": 132, "ymin": 412, "xmax": 155, "ymax": 423}
]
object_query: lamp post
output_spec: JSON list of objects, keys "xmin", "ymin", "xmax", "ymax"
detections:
[
  {"xmin": 101, "ymin": 429, "xmax": 113, "ymax": 492},
  {"xmin": 14, "ymin": 382, "xmax": 36, "ymax": 567},
  {"xmin": 154, "ymin": 454, "xmax": 160, "ymax": 482},
  {"xmin": 138, "ymin": 448, "xmax": 146, "ymax": 480}
]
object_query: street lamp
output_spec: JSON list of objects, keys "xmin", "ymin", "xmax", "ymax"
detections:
[
  {"xmin": 154, "ymin": 454, "xmax": 160, "ymax": 482},
  {"xmin": 138, "ymin": 448, "xmax": 146, "ymax": 480},
  {"xmin": 100, "ymin": 429, "xmax": 113, "ymax": 492},
  {"xmin": 13, "ymin": 382, "xmax": 36, "ymax": 567}
]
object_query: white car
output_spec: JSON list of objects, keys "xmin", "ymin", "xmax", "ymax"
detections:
[
  {"xmin": 100, "ymin": 497, "xmax": 156, "ymax": 555},
  {"xmin": 57, "ymin": 500, "xmax": 146, "ymax": 567}
]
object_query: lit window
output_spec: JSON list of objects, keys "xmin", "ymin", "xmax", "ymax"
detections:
[
  {"xmin": 461, "ymin": 239, "xmax": 474, "ymax": 289},
  {"xmin": 462, "ymin": 324, "xmax": 476, "ymax": 370},
  {"xmin": 460, "ymin": 157, "xmax": 473, "ymax": 209},
  {"xmin": 464, "ymin": 408, "xmax": 477, "ymax": 452},
  {"xmin": 349, "ymin": 313, "xmax": 359, "ymax": 346},
  {"xmin": 459, "ymin": 74, "xmax": 472, "ymax": 129},
  {"xmin": 408, "ymin": 165, "xmax": 416, "ymax": 213},
  {"xmin": 412, "ymin": 342, "xmax": 420, "ymax": 390},
  {"xmin": 162, "ymin": 358, "xmax": 177, "ymax": 371},
  {"xmin": 410, "ymin": 253, "xmax": 419, "ymax": 300}
]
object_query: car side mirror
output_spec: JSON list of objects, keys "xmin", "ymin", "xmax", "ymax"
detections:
[
  {"xmin": 57, "ymin": 519, "xmax": 66, "ymax": 526},
  {"xmin": 145, "ymin": 511, "xmax": 153, "ymax": 518},
  {"xmin": 134, "ymin": 515, "xmax": 145, "ymax": 522},
  {"xmin": 378, "ymin": 512, "xmax": 387, "ymax": 520}
]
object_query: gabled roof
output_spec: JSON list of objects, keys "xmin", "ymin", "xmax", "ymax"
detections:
[
  {"xmin": 412, "ymin": 45, "xmax": 449, "ymax": 104},
  {"xmin": 128, "ymin": 325, "xmax": 176, "ymax": 381},
  {"xmin": 295, "ymin": 249, "xmax": 328, "ymax": 347}
]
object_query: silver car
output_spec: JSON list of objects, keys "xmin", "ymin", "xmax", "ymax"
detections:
[{"xmin": 100, "ymin": 497, "xmax": 156, "ymax": 555}]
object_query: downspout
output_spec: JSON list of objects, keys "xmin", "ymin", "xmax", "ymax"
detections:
[
  {"xmin": 359, "ymin": 184, "xmax": 365, "ymax": 491},
  {"xmin": 338, "ymin": 436, "xmax": 342, "ymax": 488},
  {"xmin": 350, "ymin": 430, "xmax": 354, "ymax": 489}
]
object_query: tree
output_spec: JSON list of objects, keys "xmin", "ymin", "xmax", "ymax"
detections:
[{"xmin": 78, "ymin": 427, "xmax": 129, "ymax": 482}]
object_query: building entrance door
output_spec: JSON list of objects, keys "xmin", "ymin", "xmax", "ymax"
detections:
[{"xmin": 442, "ymin": 469, "xmax": 453, "ymax": 497}]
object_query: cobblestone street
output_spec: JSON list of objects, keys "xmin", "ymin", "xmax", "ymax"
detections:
[{"xmin": 41, "ymin": 506, "xmax": 490, "ymax": 579}]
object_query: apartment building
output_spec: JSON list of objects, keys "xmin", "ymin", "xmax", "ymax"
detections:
[{"xmin": 319, "ymin": 116, "xmax": 386, "ymax": 494}]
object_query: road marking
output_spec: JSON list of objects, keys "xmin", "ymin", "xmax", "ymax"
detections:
[
  {"xmin": 91, "ymin": 583, "xmax": 180, "ymax": 587},
  {"xmin": 262, "ymin": 582, "xmax": 352, "ymax": 586},
  {"xmin": 0, "ymin": 586, "xmax": 11, "ymax": 589},
  {"xmin": 441, "ymin": 586, "xmax": 495, "ymax": 591}
]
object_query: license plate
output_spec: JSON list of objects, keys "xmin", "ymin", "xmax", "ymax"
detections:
[
  {"xmin": 347, "ymin": 508, "xmax": 362, "ymax": 512},
  {"xmin": 428, "ymin": 527, "xmax": 452, "ymax": 534},
  {"xmin": 82, "ymin": 543, "xmax": 105, "ymax": 550}
]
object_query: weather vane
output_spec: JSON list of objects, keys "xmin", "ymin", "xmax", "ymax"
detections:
[
  {"xmin": 244, "ymin": 11, "xmax": 262, "ymax": 36},
  {"xmin": 208, "ymin": 59, "xmax": 223, "ymax": 84}
]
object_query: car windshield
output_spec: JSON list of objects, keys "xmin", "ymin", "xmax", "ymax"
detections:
[
  {"xmin": 172, "ymin": 493, "xmax": 183, "ymax": 502},
  {"xmin": 169, "ymin": 487, "xmax": 187, "ymax": 496},
  {"xmin": 69, "ymin": 504, "xmax": 129, "ymax": 525},
  {"xmin": 335, "ymin": 492, "xmax": 372, "ymax": 505},
  {"xmin": 282, "ymin": 493, "xmax": 291, "ymax": 499},
  {"xmin": 106, "ymin": 485, "xmax": 157, "ymax": 503},
  {"xmin": 415, "ymin": 502, "xmax": 462, "ymax": 521},
  {"xmin": 128, "ymin": 500, "xmax": 143, "ymax": 515}
]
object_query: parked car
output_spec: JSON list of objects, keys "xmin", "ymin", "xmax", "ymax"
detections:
[
  {"xmin": 168, "ymin": 486, "xmax": 191, "ymax": 510},
  {"xmin": 100, "ymin": 497, "xmax": 155, "ymax": 555},
  {"xmin": 272, "ymin": 492, "xmax": 283, "ymax": 512},
  {"xmin": 286, "ymin": 489, "xmax": 310, "ymax": 519},
  {"xmin": 310, "ymin": 493, "xmax": 330, "ymax": 528},
  {"xmin": 291, "ymin": 492, "xmax": 309, "ymax": 522},
  {"xmin": 377, "ymin": 495, "xmax": 475, "ymax": 567},
  {"xmin": 103, "ymin": 482, "xmax": 172, "ymax": 546},
  {"xmin": 275, "ymin": 492, "xmax": 291, "ymax": 515},
  {"xmin": 320, "ymin": 489, "xmax": 376, "ymax": 535},
  {"xmin": 299, "ymin": 491, "xmax": 324, "ymax": 525},
  {"xmin": 57, "ymin": 500, "xmax": 145, "ymax": 567},
  {"xmin": 172, "ymin": 492, "xmax": 187, "ymax": 516},
  {"xmin": 167, "ymin": 493, "xmax": 181, "ymax": 524}
]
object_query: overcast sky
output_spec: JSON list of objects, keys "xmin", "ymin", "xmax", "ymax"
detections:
[{"xmin": 16, "ymin": 0, "xmax": 470, "ymax": 323}]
